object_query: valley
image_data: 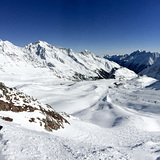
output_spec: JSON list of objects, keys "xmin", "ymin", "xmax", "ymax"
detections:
[{"xmin": 0, "ymin": 40, "xmax": 160, "ymax": 160}]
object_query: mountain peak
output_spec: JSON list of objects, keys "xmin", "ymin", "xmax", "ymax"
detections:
[
  {"xmin": 133, "ymin": 49, "xmax": 146, "ymax": 54},
  {"xmin": 80, "ymin": 49, "xmax": 92, "ymax": 55},
  {"xmin": 37, "ymin": 40, "xmax": 48, "ymax": 44},
  {"xmin": 137, "ymin": 49, "xmax": 143, "ymax": 52},
  {"xmin": 30, "ymin": 40, "xmax": 49, "ymax": 46}
]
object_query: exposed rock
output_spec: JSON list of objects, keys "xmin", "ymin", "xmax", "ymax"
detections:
[
  {"xmin": 0, "ymin": 116, "xmax": 13, "ymax": 122},
  {"xmin": 0, "ymin": 82, "xmax": 70, "ymax": 132},
  {"xmin": 29, "ymin": 118, "xmax": 35, "ymax": 122},
  {"xmin": 73, "ymin": 68, "xmax": 118, "ymax": 81}
]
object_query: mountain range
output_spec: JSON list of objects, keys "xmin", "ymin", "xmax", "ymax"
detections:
[
  {"xmin": 104, "ymin": 50, "xmax": 160, "ymax": 80},
  {"xmin": 0, "ymin": 39, "xmax": 136, "ymax": 81}
]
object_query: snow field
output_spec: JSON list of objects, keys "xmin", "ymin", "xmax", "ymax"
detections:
[{"xmin": 0, "ymin": 74, "xmax": 160, "ymax": 159}]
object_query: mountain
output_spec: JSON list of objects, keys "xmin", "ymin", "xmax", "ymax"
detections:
[
  {"xmin": 1, "ymin": 39, "xmax": 160, "ymax": 160},
  {"xmin": 140, "ymin": 57, "xmax": 160, "ymax": 80},
  {"xmin": 0, "ymin": 81, "xmax": 69, "ymax": 132},
  {"xmin": 0, "ymin": 39, "xmax": 136, "ymax": 81},
  {"xmin": 104, "ymin": 50, "xmax": 160, "ymax": 74}
]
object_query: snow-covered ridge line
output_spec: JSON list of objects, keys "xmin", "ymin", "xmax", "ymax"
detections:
[
  {"xmin": 0, "ymin": 39, "xmax": 136, "ymax": 81},
  {"xmin": 104, "ymin": 50, "xmax": 160, "ymax": 76},
  {"xmin": 0, "ymin": 82, "xmax": 69, "ymax": 132}
]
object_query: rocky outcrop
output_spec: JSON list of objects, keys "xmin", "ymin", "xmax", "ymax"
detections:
[
  {"xmin": 0, "ymin": 125, "xmax": 3, "ymax": 130},
  {"xmin": 0, "ymin": 82, "xmax": 69, "ymax": 132}
]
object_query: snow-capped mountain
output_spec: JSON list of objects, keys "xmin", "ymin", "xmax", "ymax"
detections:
[
  {"xmin": 140, "ymin": 57, "xmax": 160, "ymax": 80},
  {"xmin": 104, "ymin": 50, "xmax": 160, "ymax": 74},
  {"xmin": 0, "ymin": 39, "xmax": 136, "ymax": 81}
]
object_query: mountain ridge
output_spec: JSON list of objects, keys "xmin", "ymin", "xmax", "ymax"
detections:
[
  {"xmin": 104, "ymin": 50, "xmax": 160, "ymax": 80},
  {"xmin": 0, "ymin": 39, "xmax": 136, "ymax": 81}
]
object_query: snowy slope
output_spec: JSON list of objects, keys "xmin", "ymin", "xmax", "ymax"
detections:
[
  {"xmin": 0, "ymin": 74, "xmax": 160, "ymax": 160},
  {"xmin": 0, "ymin": 82, "xmax": 69, "ymax": 132},
  {"xmin": 140, "ymin": 57, "xmax": 160, "ymax": 80},
  {"xmin": 0, "ymin": 39, "xmax": 134, "ymax": 81},
  {"xmin": 104, "ymin": 50, "xmax": 160, "ymax": 73}
]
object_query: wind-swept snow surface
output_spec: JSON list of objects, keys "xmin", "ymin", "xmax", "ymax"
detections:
[{"xmin": 0, "ymin": 73, "xmax": 160, "ymax": 160}]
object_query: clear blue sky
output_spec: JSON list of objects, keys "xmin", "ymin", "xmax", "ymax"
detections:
[{"xmin": 0, "ymin": 0, "xmax": 160, "ymax": 55}]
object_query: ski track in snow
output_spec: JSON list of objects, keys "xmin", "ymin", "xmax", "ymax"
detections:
[{"xmin": 0, "ymin": 75, "xmax": 160, "ymax": 159}]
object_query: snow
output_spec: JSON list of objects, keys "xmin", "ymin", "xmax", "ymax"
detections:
[
  {"xmin": 0, "ymin": 39, "xmax": 160, "ymax": 159},
  {"xmin": 104, "ymin": 50, "xmax": 160, "ymax": 74},
  {"xmin": 0, "ymin": 39, "xmax": 123, "ymax": 81},
  {"xmin": 0, "ymin": 73, "xmax": 160, "ymax": 159},
  {"xmin": 140, "ymin": 57, "xmax": 160, "ymax": 80},
  {"xmin": 114, "ymin": 67, "xmax": 137, "ymax": 79}
]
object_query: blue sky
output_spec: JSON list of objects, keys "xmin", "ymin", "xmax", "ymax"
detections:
[{"xmin": 0, "ymin": 0, "xmax": 160, "ymax": 55}]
